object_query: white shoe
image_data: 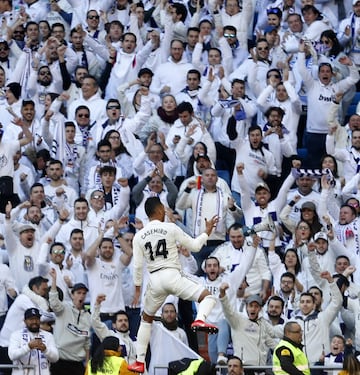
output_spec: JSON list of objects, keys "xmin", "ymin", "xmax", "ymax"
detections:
[{"xmin": 217, "ymin": 355, "xmax": 228, "ymax": 365}]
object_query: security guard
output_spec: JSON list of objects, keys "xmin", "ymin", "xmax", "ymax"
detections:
[{"xmin": 273, "ymin": 322, "xmax": 310, "ymax": 375}]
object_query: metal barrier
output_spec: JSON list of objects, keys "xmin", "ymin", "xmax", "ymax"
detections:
[
  {"xmin": 154, "ymin": 364, "xmax": 343, "ymax": 374},
  {"xmin": 0, "ymin": 364, "xmax": 36, "ymax": 369}
]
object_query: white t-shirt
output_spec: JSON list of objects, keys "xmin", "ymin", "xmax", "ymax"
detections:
[
  {"xmin": 0, "ymin": 140, "xmax": 19, "ymax": 178},
  {"xmin": 86, "ymin": 258, "xmax": 125, "ymax": 313}
]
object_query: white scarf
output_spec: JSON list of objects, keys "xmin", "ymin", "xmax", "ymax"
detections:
[
  {"xmin": 16, "ymin": 328, "xmax": 48, "ymax": 374},
  {"xmin": 193, "ymin": 187, "xmax": 224, "ymax": 236},
  {"xmin": 336, "ymin": 219, "xmax": 360, "ymax": 255}
]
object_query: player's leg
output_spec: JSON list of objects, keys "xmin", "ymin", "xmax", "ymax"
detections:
[
  {"xmin": 128, "ymin": 277, "xmax": 167, "ymax": 373},
  {"xmin": 191, "ymin": 289, "xmax": 218, "ymax": 333},
  {"xmin": 128, "ymin": 311, "xmax": 154, "ymax": 373},
  {"xmin": 174, "ymin": 273, "xmax": 218, "ymax": 334}
]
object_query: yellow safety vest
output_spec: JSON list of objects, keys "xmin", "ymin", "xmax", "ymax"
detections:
[
  {"xmin": 178, "ymin": 359, "xmax": 204, "ymax": 375},
  {"xmin": 87, "ymin": 355, "xmax": 124, "ymax": 375},
  {"xmin": 273, "ymin": 339, "xmax": 310, "ymax": 375}
]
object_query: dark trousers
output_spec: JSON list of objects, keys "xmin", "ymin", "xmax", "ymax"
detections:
[
  {"xmin": 50, "ymin": 359, "xmax": 85, "ymax": 375},
  {"xmin": 0, "ymin": 346, "xmax": 11, "ymax": 375},
  {"xmin": 303, "ymin": 132, "xmax": 327, "ymax": 169}
]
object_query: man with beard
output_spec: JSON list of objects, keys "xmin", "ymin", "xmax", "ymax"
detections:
[
  {"xmin": 8, "ymin": 308, "xmax": 58, "ymax": 375},
  {"xmin": 69, "ymin": 28, "xmax": 100, "ymax": 78},
  {"xmin": 231, "ymin": 125, "xmax": 277, "ymax": 199},
  {"xmin": 55, "ymin": 197, "xmax": 98, "ymax": 249},
  {"xmin": 274, "ymin": 273, "xmax": 298, "ymax": 319},
  {"xmin": 91, "ymin": 294, "xmax": 136, "ymax": 363},
  {"xmin": 219, "ymin": 287, "xmax": 280, "ymax": 369},
  {"xmin": 210, "ymin": 224, "xmax": 271, "ymax": 304},
  {"xmin": 4, "ymin": 100, "xmax": 44, "ymax": 156},
  {"xmin": 298, "ymin": 39, "xmax": 359, "ymax": 168},
  {"xmin": 85, "ymin": 228, "xmax": 133, "ymax": 326},
  {"xmin": 326, "ymin": 129, "xmax": 360, "ymax": 183},
  {"xmin": 49, "ymin": 269, "xmax": 91, "ymax": 375},
  {"xmin": 266, "ymin": 296, "xmax": 285, "ymax": 326},
  {"xmin": 0, "ymin": 40, "xmax": 17, "ymax": 80},
  {"xmin": 4, "ymin": 199, "xmax": 66, "ymax": 290},
  {"xmin": 0, "ymin": 277, "xmax": 51, "ymax": 375},
  {"xmin": 66, "ymin": 66, "xmax": 89, "ymax": 105},
  {"xmin": 227, "ymin": 356, "xmax": 244, "ymax": 375},
  {"xmin": 44, "ymin": 159, "xmax": 78, "ymax": 210}
]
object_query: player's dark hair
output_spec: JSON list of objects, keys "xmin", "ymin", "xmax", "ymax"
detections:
[{"xmin": 145, "ymin": 197, "xmax": 162, "ymax": 217}]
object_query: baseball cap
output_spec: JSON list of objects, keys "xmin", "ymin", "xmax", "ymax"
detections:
[
  {"xmin": 245, "ymin": 294, "xmax": 263, "ymax": 306},
  {"xmin": 71, "ymin": 283, "xmax": 89, "ymax": 293},
  {"xmin": 24, "ymin": 308, "xmax": 41, "ymax": 320},
  {"xmin": 0, "ymin": 39, "xmax": 9, "ymax": 48},
  {"xmin": 138, "ymin": 68, "xmax": 154, "ymax": 78},
  {"xmin": 195, "ymin": 154, "xmax": 210, "ymax": 162},
  {"xmin": 255, "ymin": 182, "xmax": 270, "ymax": 193},
  {"xmin": 264, "ymin": 25, "xmax": 277, "ymax": 34},
  {"xmin": 314, "ymin": 232, "xmax": 328, "ymax": 242},
  {"xmin": 18, "ymin": 224, "xmax": 36, "ymax": 234},
  {"xmin": 301, "ymin": 201, "xmax": 316, "ymax": 211}
]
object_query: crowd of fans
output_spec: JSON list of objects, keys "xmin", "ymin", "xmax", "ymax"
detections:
[{"xmin": 2, "ymin": 0, "xmax": 360, "ymax": 373}]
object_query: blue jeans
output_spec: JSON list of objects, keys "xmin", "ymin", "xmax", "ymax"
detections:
[{"xmin": 207, "ymin": 319, "xmax": 231, "ymax": 364}]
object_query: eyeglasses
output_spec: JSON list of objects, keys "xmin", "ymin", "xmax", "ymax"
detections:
[
  {"xmin": 109, "ymin": 136, "xmax": 120, "ymax": 140},
  {"xmin": 258, "ymin": 46, "xmax": 269, "ymax": 51},
  {"xmin": 92, "ymin": 194, "xmax": 105, "ymax": 200},
  {"xmin": 0, "ymin": 47, "xmax": 8, "ymax": 52},
  {"xmin": 107, "ymin": 105, "xmax": 120, "ymax": 110},
  {"xmin": 52, "ymin": 249, "xmax": 65, "ymax": 255},
  {"xmin": 297, "ymin": 225, "xmax": 310, "ymax": 230},
  {"xmin": 224, "ymin": 33, "xmax": 236, "ymax": 38},
  {"xmin": 77, "ymin": 113, "xmax": 90, "ymax": 118},
  {"xmin": 88, "ymin": 15, "xmax": 99, "ymax": 20}
]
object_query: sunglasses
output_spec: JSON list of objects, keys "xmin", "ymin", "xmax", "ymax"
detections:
[
  {"xmin": 77, "ymin": 113, "xmax": 90, "ymax": 118},
  {"xmin": 224, "ymin": 33, "xmax": 236, "ymax": 38},
  {"xmin": 92, "ymin": 194, "xmax": 105, "ymax": 200},
  {"xmin": 107, "ymin": 105, "xmax": 120, "ymax": 110},
  {"xmin": 88, "ymin": 15, "xmax": 99, "ymax": 20},
  {"xmin": 52, "ymin": 249, "xmax": 65, "ymax": 255}
]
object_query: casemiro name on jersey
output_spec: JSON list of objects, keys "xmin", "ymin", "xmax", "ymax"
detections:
[{"xmin": 141, "ymin": 228, "xmax": 168, "ymax": 239}]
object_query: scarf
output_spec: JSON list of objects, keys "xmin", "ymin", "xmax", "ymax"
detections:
[
  {"xmin": 336, "ymin": 219, "xmax": 360, "ymax": 255},
  {"xmin": 193, "ymin": 187, "xmax": 224, "ymax": 236},
  {"xmin": 157, "ymin": 107, "xmax": 178, "ymax": 124},
  {"xmin": 17, "ymin": 328, "xmax": 48, "ymax": 373}
]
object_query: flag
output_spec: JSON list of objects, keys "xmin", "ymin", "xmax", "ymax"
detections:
[
  {"xmin": 148, "ymin": 322, "xmax": 200, "ymax": 375},
  {"xmin": 51, "ymin": 117, "xmax": 65, "ymax": 162}
]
